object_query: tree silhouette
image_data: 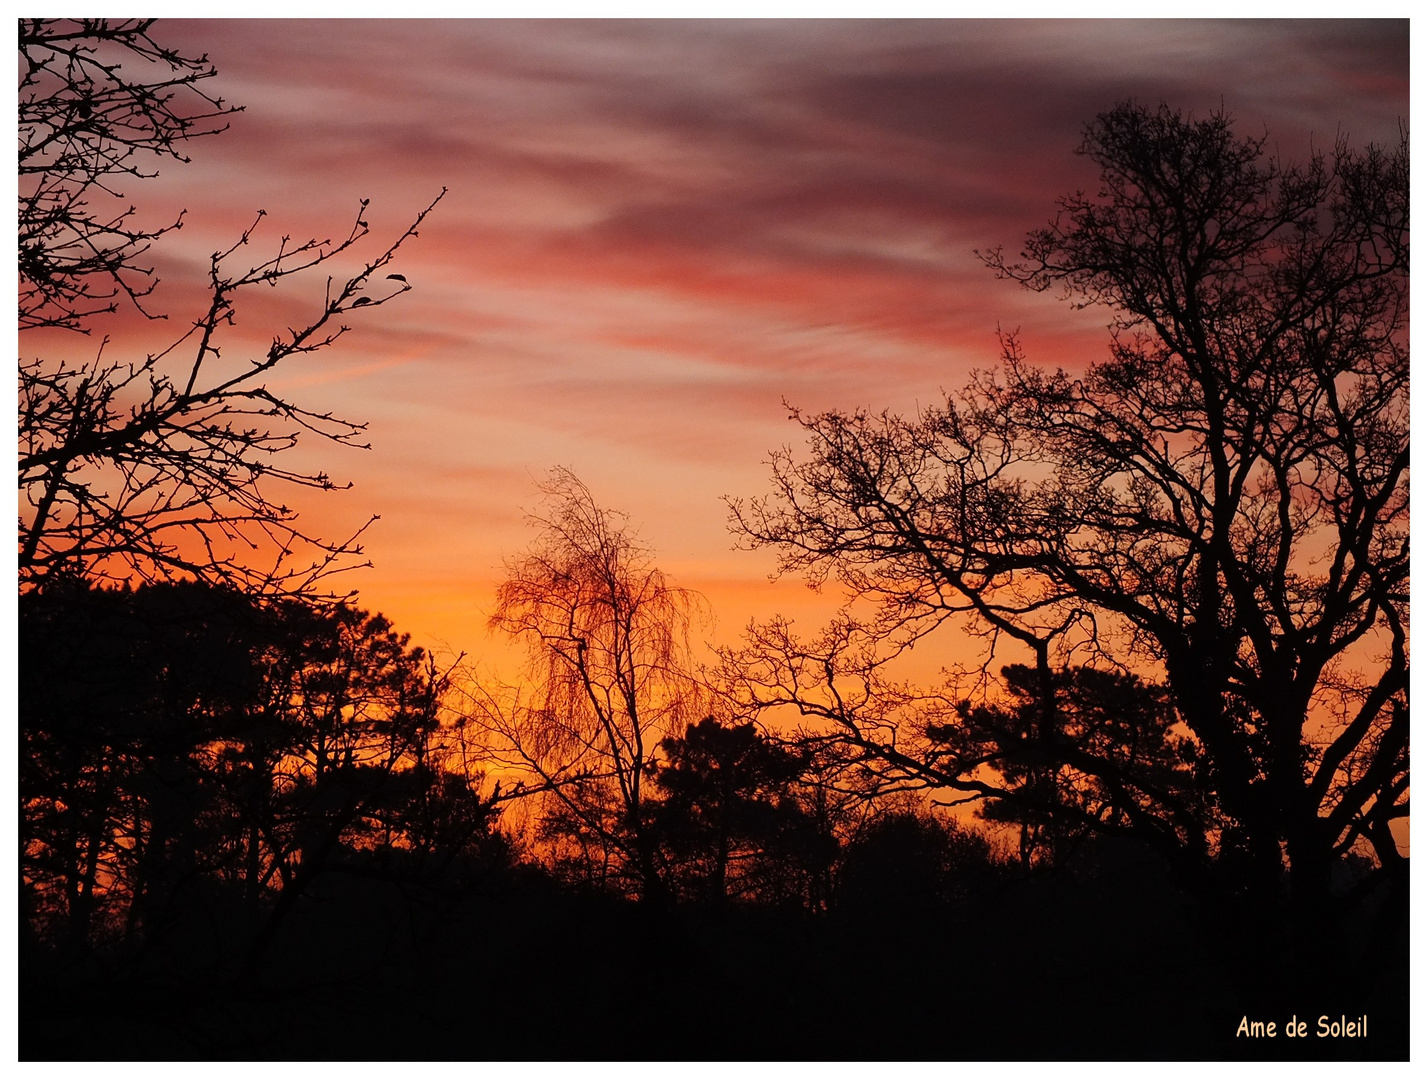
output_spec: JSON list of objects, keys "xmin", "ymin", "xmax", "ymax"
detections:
[
  {"xmin": 19, "ymin": 579, "xmax": 488, "ymax": 964},
  {"xmin": 649, "ymin": 717, "xmax": 817, "ymax": 904},
  {"xmin": 20, "ymin": 578, "xmax": 267, "ymax": 949},
  {"xmin": 730, "ymin": 103, "xmax": 1407, "ymax": 970},
  {"xmin": 18, "ymin": 18, "xmax": 444, "ymax": 598},
  {"xmin": 19, "ymin": 18, "xmax": 240, "ymax": 331},
  {"xmin": 471, "ymin": 470, "xmax": 708, "ymax": 903},
  {"xmin": 836, "ymin": 811, "xmax": 1005, "ymax": 920},
  {"xmin": 939, "ymin": 664, "xmax": 1201, "ymax": 870}
]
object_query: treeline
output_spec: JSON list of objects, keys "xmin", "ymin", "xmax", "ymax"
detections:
[
  {"xmin": 17, "ymin": 585, "xmax": 1201, "ymax": 1063},
  {"xmin": 19, "ymin": 577, "xmax": 1059, "ymax": 1061},
  {"xmin": 20, "ymin": 576, "xmax": 1004, "ymax": 952},
  {"xmin": 20, "ymin": 580, "xmax": 494, "ymax": 957},
  {"xmin": 18, "ymin": 577, "xmax": 1406, "ymax": 1060}
]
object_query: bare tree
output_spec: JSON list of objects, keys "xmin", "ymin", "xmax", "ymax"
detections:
[
  {"xmin": 730, "ymin": 103, "xmax": 1407, "ymax": 964},
  {"xmin": 17, "ymin": 18, "xmax": 445, "ymax": 597},
  {"xmin": 469, "ymin": 469, "xmax": 707, "ymax": 902},
  {"xmin": 19, "ymin": 18, "xmax": 240, "ymax": 332}
]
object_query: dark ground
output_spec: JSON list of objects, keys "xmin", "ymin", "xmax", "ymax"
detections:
[{"xmin": 20, "ymin": 848, "xmax": 1408, "ymax": 1061}]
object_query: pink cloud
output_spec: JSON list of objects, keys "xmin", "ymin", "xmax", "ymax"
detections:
[{"xmin": 49, "ymin": 18, "xmax": 1406, "ymax": 664}]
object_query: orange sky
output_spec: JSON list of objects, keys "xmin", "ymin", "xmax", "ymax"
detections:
[{"xmin": 30, "ymin": 18, "xmax": 1409, "ymax": 678}]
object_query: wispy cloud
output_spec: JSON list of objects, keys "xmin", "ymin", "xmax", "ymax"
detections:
[{"xmin": 115, "ymin": 18, "xmax": 1409, "ymax": 652}]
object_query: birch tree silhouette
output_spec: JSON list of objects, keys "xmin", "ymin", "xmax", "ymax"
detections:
[{"xmin": 472, "ymin": 470, "xmax": 708, "ymax": 902}]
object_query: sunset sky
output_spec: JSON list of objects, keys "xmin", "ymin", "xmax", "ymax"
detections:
[{"xmin": 53, "ymin": 17, "xmax": 1410, "ymax": 670}]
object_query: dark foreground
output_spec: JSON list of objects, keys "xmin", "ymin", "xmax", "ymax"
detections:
[{"xmin": 21, "ymin": 849, "xmax": 1407, "ymax": 1061}]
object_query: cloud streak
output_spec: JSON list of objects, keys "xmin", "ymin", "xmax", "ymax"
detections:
[{"xmin": 94, "ymin": 18, "xmax": 1408, "ymax": 653}]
